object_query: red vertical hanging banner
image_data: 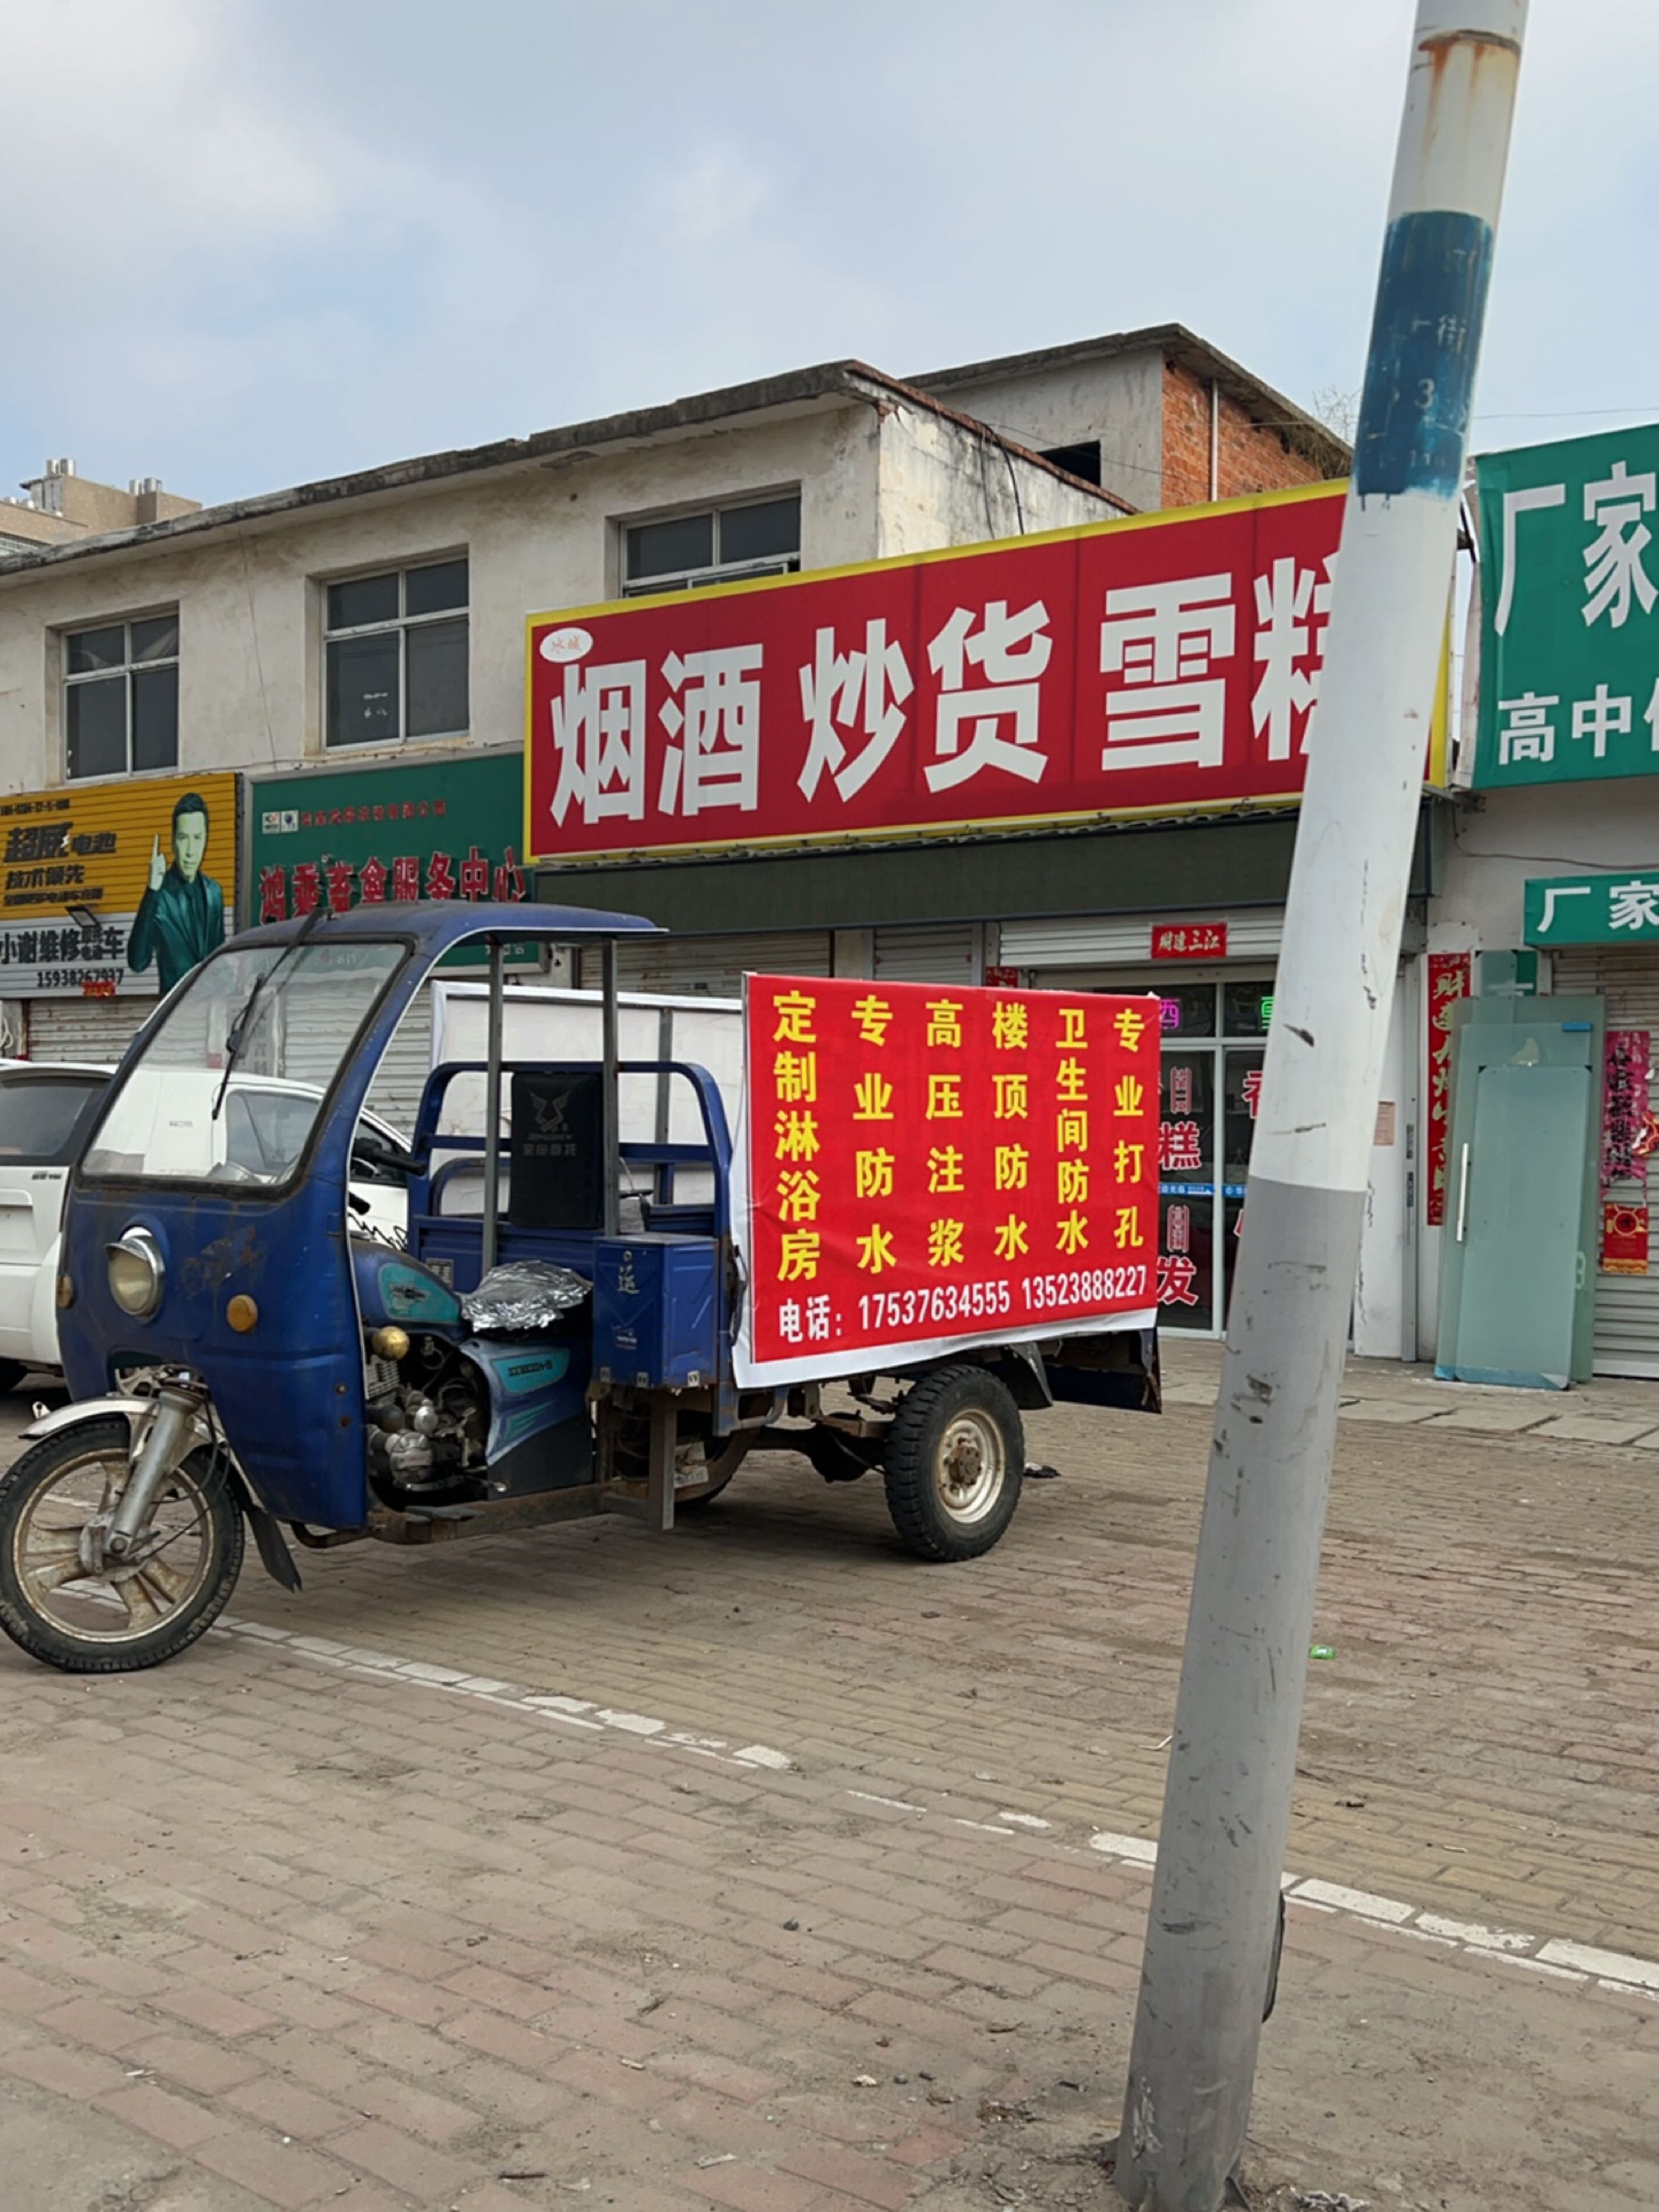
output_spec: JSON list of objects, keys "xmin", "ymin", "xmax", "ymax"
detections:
[
  {"xmin": 1424, "ymin": 952, "xmax": 1471, "ymax": 1226},
  {"xmin": 733, "ymin": 976, "xmax": 1160, "ymax": 1386},
  {"xmin": 1602, "ymin": 1029, "xmax": 1652, "ymax": 1189}
]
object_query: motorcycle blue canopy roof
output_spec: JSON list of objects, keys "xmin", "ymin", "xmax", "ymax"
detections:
[{"xmin": 230, "ymin": 898, "xmax": 664, "ymax": 954}]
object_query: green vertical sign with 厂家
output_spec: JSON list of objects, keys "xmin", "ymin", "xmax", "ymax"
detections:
[
  {"xmin": 246, "ymin": 749, "xmax": 531, "ymax": 966},
  {"xmin": 1472, "ymin": 421, "xmax": 1659, "ymax": 788}
]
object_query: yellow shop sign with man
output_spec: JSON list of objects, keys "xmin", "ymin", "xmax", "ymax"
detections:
[{"xmin": 0, "ymin": 773, "xmax": 238, "ymax": 998}]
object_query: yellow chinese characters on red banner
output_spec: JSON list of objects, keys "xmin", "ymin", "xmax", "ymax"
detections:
[{"xmin": 734, "ymin": 975, "xmax": 1160, "ymax": 1385}]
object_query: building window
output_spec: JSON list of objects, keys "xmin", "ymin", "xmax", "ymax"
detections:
[
  {"xmin": 325, "ymin": 557, "xmax": 469, "ymax": 749},
  {"xmin": 621, "ymin": 495, "xmax": 800, "ymax": 596},
  {"xmin": 1039, "ymin": 440, "xmax": 1102, "ymax": 486},
  {"xmin": 63, "ymin": 614, "xmax": 179, "ymax": 780}
]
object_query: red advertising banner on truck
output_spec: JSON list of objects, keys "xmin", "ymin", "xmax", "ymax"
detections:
[
  {"xmin": 733, "ymin": 975, "xmax": 1160, "ymax": 1388},
  {"xmin": 527, "ymin": 484, "xmax": 1373, "ymax": 864}
]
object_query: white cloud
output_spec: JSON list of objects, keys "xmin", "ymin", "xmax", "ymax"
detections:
[
  {"xmin": 657, "ymin": 141, "xmax": 771, "ymax": 248},
  {"xmin": 0, "ymin": 0, "xmax": 1656, "ymax": 504}
]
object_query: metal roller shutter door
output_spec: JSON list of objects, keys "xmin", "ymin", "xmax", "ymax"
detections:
[
  {"xmin": 26, "ymin": 997, "xmax": 152, "ymax": 1068},
  {"xmin": 1553, "ymin": 948, "xmax": 1659, "ymax": 1377},
  {"xmin": 269, "ymin": 979, "xmax": 433, "ymax": 1141},
  {"xmin": 362, "ymin": 982, "xmax": 433, "ymax": 1137},
  {"xmin": 1000, "ymin": 911, "xmax": 1285, "ymax": 969},
  {"xmin": 28, "ymin": 982, "xmax": 431, "ymax": 1141},
  {"xmin": 580, "ymin": 932, "xmax": 833, "ymax": 998},
  {"xmin": 872, "ymin": 925, "xmax": 980, "ymax": 986}
]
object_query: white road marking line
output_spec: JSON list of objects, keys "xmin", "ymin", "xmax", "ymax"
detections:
[
  {"xmin": 1087, "ymin": 1829, "xmax": 1159, "ymax": 1865},
  {"xmin": 1086, "ymin": 1829, "xmax": 1655, "ymax": 2000},
  {"xmin": 1536, "ymin": 1938, "xmax": 1659, "ymax": 1990},
  {"xmin": 216, "ymin": 1612, "xmax": 1652, "ymax": 2008},
  {"xmin": 213, "ymin": 1614, "xmax": 790, "ymax": 1771},
  {"xmin": 1416, "ymin": 1911, "xmax": 1533, "ymax": 1953},
  {"xmin": 1292, "ymin": 1878, "xmax": 1415, "ymax": 1924}
]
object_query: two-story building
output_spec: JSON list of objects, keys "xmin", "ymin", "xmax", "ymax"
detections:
[{"xmin": 0, "ymin": 321, "xmax": 1364, "ymax": 1345}]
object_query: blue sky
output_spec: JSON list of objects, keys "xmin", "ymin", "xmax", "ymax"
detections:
[{"xmin": 3, "ymin": 0, "xmax": 1651, "ymax": 509}]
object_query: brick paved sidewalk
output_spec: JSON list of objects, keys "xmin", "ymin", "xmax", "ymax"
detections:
[
  {"xmin": 1, "ymin": 1381, "xmax": 1657, "ymax": 2209},
  {"xmin": 1160, "ymin": 1335, "xmax": 1659, "ymax": 1450},
  {"xmin": 0, "ymin": 1625, "xmax": 1655, "ymax": 2212}
]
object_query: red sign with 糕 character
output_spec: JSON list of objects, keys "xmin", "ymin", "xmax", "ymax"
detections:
[
  {"xmin": 733, "ymin": 976, "xmax": 1160, "ymax": 1387},
  {"xmin": 527, "ymin": 484, "xmax": 1375, "ymax": 862}
]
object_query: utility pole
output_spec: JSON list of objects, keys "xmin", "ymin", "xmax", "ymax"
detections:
[{"xmin": 1114, "ymin": 9, "xmax": 1526, "ymax": 2209}]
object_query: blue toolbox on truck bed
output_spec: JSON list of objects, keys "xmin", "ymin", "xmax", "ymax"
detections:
[{"xmin": 591, "ymin": 1236, "xmax": 719, "ymax": 1389}]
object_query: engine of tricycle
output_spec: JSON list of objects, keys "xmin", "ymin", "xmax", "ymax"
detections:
[
  {"xmin": 364, "ymin": 1334, "xmax": 489, "ymax": 1504},
  {"xmin": 351, "ymin": 1238, "xmax": 595, "ymax": 1512}
]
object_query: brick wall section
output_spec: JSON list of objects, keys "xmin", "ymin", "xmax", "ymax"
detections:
[{"xmin": 1161, "ymin": 359, "xmax": 1334, "ymax": 508}]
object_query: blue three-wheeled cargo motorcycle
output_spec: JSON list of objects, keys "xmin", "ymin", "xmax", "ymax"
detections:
[{"xmin": 0, "ymin": 902, "xmax": 1158, "ymax": 1672}]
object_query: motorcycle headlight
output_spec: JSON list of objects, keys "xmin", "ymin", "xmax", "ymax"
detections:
[{"xmin": 107, "ymin": 1228, "xmax": 165, "ymax": 1319}]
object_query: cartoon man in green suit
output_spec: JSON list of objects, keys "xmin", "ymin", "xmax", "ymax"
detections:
[{"xmin": 127, "ymin": 790, "xmax": 225, "ymax": 996}]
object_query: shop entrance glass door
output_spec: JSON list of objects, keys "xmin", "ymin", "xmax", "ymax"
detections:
[{"xmin": 1153, "ymin": 979, "xmax": 1270, "ymax": 1336}]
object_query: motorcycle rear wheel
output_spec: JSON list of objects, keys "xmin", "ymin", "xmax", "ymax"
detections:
[{"xmin": 0, "ymin": 1418, "xmax": 244, "ymax": 1673}]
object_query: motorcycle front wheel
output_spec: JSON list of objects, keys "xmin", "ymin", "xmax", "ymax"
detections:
[{"xmin": 0, "ymin": 1418, "xmax": 244, "ymax": 1672}]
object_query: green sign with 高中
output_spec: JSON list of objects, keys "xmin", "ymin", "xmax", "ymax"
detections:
[
  {"xmin": 1523, "ymin": 870, "xmax": 1659, "ymax": 945},
  {"xmin": 248, "ymin": 751, "xmax": 527, "ymax": 965},
  {"xmin": 1473, "ymin": 422, "xmax": 1659, "ymax": 789}
]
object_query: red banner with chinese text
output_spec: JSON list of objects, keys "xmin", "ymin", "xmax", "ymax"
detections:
[
  {"xmin": 1603, "ymin": 1029, "xmax": 1652, "ymax": 1190},
  {"xmin": 1601, "ymin": 1201, "xmax": 1650, "ymax": 1276},
  {"xmin": 1151, "ymin": 922, "xmax": 1228, "ymax": 960},
  {"xmin": 527, "ymin": 485, "xmax": 1360, "ymax": 863},
  {"xmin": 733, "ymin": 976, "xmax": 1160, "ymax": 1387},
  {"xmin": 1425, "ymin": 952, "xmax": 1471, "ymax": 1227}
]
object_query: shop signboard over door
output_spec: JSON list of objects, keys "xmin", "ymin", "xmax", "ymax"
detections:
[
  {"xmin": 1471, "ymin": 422, "xmax": 1659, "ymax": 789},
  {"xmin": 732, "ymin": 974, "xmax": 1160, "ymax": 1386},
  {"xmin": 528, "ymin": 483, "xmax": 1452, "ymax": 865},
  {"xmin": 1151, "ymin": 922, "xmax": 1228, "ymax": 959},
  {"xmin": 1524, "ymin": 870, "xmax": 1659, "ymax": 946},
  {"xmin": 0, "ymin": 771, "xmax": 238, "ymax": 998},
  {"xmin": 249, "ymin": 753, "xmax": 527, "ymax": 966}
]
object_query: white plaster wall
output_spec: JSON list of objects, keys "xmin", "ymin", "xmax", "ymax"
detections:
[
  {"xmin": 873, "ymin": 401, "xmax": 1116, "ymax": 561},
  {"xmin": 916, "ymin": 351, "xmax": 1165, "ymax": 513},
  {"xmin": 1427, "ymin": 783, "xmax": 1653, "ymax": 956},
  {"xmin": 0, "ymin": 402, "xmax": 885, "ymax": 791}
]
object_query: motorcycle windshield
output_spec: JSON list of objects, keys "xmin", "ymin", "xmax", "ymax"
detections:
[{"xmin": 82, "ymin": 938, "xmax": 407, "ymax": 1188}]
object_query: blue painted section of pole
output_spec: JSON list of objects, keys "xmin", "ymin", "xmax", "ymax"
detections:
[{"xmin": 1114, "ymin": 11, "xmax": 1527, "ymax": 2209}]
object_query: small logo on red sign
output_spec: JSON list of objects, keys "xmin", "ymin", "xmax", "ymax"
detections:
[
  {"xmin": 81, "ymin": 978, "xmax": 117, "ymax": 998},
  {"xmin": 983, "ymin": 966, "xmax": 1020, "ymax": 988},
  {"xmin": 1151, "ymin": 923, "xmax": 1228, "ymax": 961}
]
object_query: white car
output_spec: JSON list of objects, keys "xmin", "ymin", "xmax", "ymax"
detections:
[{"xmin": 0, "ymin": 1060, "xmax": 409, "ymax": 1390}]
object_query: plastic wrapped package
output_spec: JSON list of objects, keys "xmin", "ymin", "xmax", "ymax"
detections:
[{"xmin": 461, "ymin": 1260, "xmax": 591, "ymax": 1332}]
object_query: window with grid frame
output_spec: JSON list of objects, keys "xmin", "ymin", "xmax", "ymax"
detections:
[
  {"xmin": 325, "ymin": 557, "xmax": 469, "ymax": 749},
  {"xmin": 63, "ymin": 613, "xmax": 179, "ymax": 780},
  {"xmin": 621, "ymin": 494, "xmax": 801, "ymax": 597}
]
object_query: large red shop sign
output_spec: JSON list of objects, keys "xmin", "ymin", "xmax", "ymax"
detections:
[
  {"xmin": 526, "ymin": 483, "xmax": 1347, "ymax": 862},
  {"xmin": 733, "ymin": 975, "xmax": 1160, "ymax": 1388}
]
